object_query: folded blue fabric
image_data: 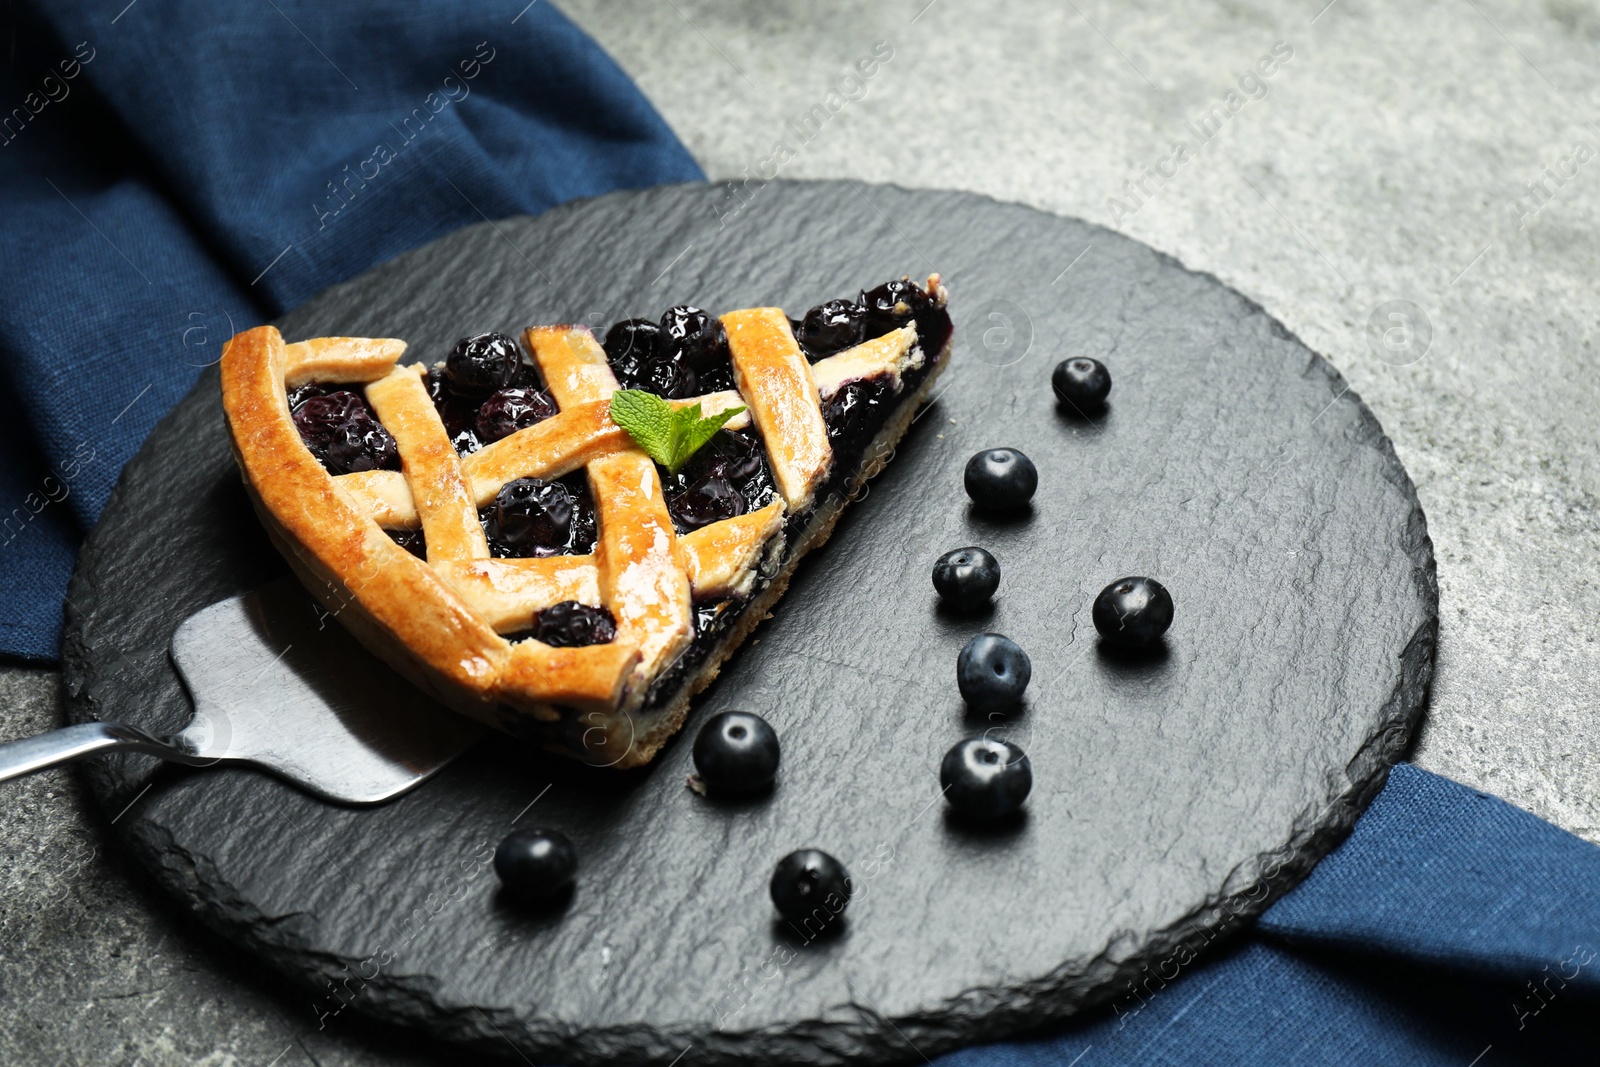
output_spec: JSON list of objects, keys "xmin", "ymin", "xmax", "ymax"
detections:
[
  {"xmin": 941, "ymin": 764, "xmax": 1600, "ymax": 1065},
  {"xmin": 0, "ymin": 0, "xmax": 701, "ymax": 661}
]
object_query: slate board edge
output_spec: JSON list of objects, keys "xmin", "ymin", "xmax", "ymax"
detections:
[{"xmin": 59, "ymin": 180, "xmax": 1440, "ymax": 1066}]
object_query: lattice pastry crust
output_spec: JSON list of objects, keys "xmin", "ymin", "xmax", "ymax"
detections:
[{"xmin": 219, "ymin": 277, "xmax": 949, "ymax": 768}]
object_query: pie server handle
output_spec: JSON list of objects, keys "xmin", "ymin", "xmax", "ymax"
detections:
[{"xmin": 0, "ymin": 721, "xmax": 212, "ymax": 784}]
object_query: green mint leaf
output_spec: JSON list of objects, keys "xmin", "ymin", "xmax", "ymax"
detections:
[
  {"xmin": 609, "ymin": 389, "xmax": 677, "ymax": 468},
  {"xmin": 668, "ymin": 403, "xmax": 746, "ymax": 475}
]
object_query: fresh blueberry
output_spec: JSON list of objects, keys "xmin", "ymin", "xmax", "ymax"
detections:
[
  {"xmin": 291, "ymin": 390, "xmax": 400, "ymax": 475},
  {"xmin": 796, "ymin": 299, "xmax": 867, "ymax": 359},
  {"xmin": 494, "ymin": 828, "xmax": 577, "ymax": 903},
  {"xmin": 532, "ymin": 601, "xmax": 617, "ymax": 647},
  {"xmin": 692, "ymin": 711, "xmax": 780, "ymax": 793},
  {"xmin": 1092, "ymin": 576, "xmax": 1174, "ymax": 650},
  {"xmin": 964, "ymin": 448, "xmax": 1038, "ymax": 512},
  {"xmin": 476, "ymin": 386, "xmax": 558, "ymax": 443},
  {"xmin": 957, "ymin": 633, "xmax": 1031, "ymax": 712},
  {"xmin": 485, "ymin": 477, "xmax": 575, "ymax": 557},
  {"xmin": 932, "ymin": 547, "xmax": 1001, "ymax": 609},
  {"xmin": 770, "ymin": 849, "xmax": 852, "ymax": 927},
  {"xmin": 1052, "ymin": 357, "xmax": 1112, "ymax": 411},
  {"xmin": 1049, "ymin": 356, "xmax": 1113, "ymax": 412},
  {"xmin": 444, "ymin": 332, "xmax": 522, "ymax": 398},
  {"xmin": 940, "ymin": 737, "xmax": 1032, "ymax": 819}
]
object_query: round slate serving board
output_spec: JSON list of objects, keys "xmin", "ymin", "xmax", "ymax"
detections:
[{"xmin": 63, "ymin": 181, "xmax": 1436, "ymax": 1065}]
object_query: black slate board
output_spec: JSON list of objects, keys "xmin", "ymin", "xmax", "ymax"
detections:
[{"xmin": 62, "ymin": 181, "xmax": 1437, "ymax": 1065}]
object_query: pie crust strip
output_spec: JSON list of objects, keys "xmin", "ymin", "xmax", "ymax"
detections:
[
  {"xmin": 282, "ymin": 337, "xmax": 407, "ymax": 389},
  {"xmin": 587, "ymin": 451, "xmax": 693, "ymax": 684},
  {"xmin": 435, "ymin": 557, "xmax": 603, "ymax": 632},
  {"xmin": 721, "ymin": 308, "xmax": 832, "ymax": 511},
  {"xmin": 365, "ymin": 366, "xmax": 491, "ymax": 563}
]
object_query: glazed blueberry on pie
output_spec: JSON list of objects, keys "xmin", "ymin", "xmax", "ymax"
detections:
[{"xmin": 219, "ymin": 274, "xmax": 951, "ymax": 768}]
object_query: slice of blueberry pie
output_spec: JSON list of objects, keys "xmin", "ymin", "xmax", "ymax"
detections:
[{"xmin": 220, "ymin": 275, "xmax": 951, "ymax": 768}]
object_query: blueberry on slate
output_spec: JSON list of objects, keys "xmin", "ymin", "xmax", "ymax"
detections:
[
  {"xmin": 291, "ymin": 391, "xmax": 400, "ymax": 475},
  {"xmin": 486, "ymin": 477, "xmax": 575, "ymax": 557},
  {"xmin": 494, "ymin": 828, "xmax": 576, "ymax": 903},
  {"xmin": 476, "ymin": 386, "xmax": 558, "ymax": 443},
  {"xmin": 940, "ymin": 737, "xmax": 1033, "ymax": 820},
  {"xmin": 770, "ymin": 849, "xmax": 852, "ymax": 927},
  {"xmin": 444, "ymin": 332, "xmax": 522, "ymax": 398},
  {"xmin": 932, "ymin": 546, "xmax": 1001, "ymax": 610},
  {"xmin": 964, "ymin": 448, "xmax": 1038, "ymax": 512},
  {"xmin": 692, "ymin": 711, "xmax": 780, "ymax": 793},
  {"xmin": 1092, "ymin": 576, "xmax": 1174, "ymax": 650},
  {"xmin": 957, "ymin": 633, "xmax": 1031, "ymax": 712},
  {"xmin": 1052, "ymin": 357, "xmax": 1112, "ymax": 411},
  {"xmin": 532, "ymin": 601, "xmax": 617, "ymax": 647}
]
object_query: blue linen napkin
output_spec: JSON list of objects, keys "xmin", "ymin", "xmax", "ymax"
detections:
[
  {"xmin": 940, "ymin": 763, "xmax": 1600, "ymax": 1064},
  {"xmin": 0, "ymin": 0, "xmax": 701, "ymax": 660}
]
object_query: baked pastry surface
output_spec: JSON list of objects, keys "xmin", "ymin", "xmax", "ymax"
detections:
[{"xmin": 220, "ymin": 277, "xmax": 951, "ymax": 767}]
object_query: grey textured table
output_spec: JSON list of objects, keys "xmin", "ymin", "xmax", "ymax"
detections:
[{"xmin": 2, "ymin": 2, "xmax": 1596, "ymax": 1064}]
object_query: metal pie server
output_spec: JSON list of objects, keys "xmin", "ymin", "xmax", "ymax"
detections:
[{"xmin": 0, "ymin": 579, "xmax": 485, "ymax": 805}]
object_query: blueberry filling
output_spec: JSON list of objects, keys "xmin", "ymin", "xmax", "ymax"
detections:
[
  {"xmin": 791, "ymin": 276, "xmax": 951, "ymax": 362},
  {"xmin": 794, "ymin": 299, "xmax": 868, "ymax": 360},
  {"xmin": 820, "ymin": 376, "xmax": 893, "ymax": 456},
  {"xmin": 425, "ymin": 368, "xmax": 487, "ymax": 455},
  {"xmin": 476, "ymin": 386, "xmax": 557, "ymax": 444},
  {"xmin": 659, "ymin": 305, "xmax": 735, "ymax": 392},
  {"xmin": 529, "ymin": 600, "xmax": 617, "ymax": 647},
  {"xmin": 482, "ymin": 473, "xmax": 597, "ymax": 558},
  {"xmin": 290, "ymin": 387, "xmax": 401, "ymax": 475},
  {"xmin": 443, "ymin": 331, "xmax": 521, "ymax": 398},
  {"xmin": 859, "ymin": 277, "xmax": 931, "ymax": 341},
  {"xmin": 421, "ymin": 335, "xmax": 556, "ymax": 456},
  {"xmin": 662, "ymin": 429, "xmax": 779, "ymax": 533},
  {"xmin": 286, "ymin": 382, "xmax": 330, "ymax": 410},
  {"xmin": 388, "ymin": 527, "xmax": 426, "ymax": 558},
  {"xmin": 601, "ymin": 319, "xmax": 661, "ymax": 387},
  {"xmin": 603, "ymin": 306, "xmax": 735, "ymax": 399}
]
